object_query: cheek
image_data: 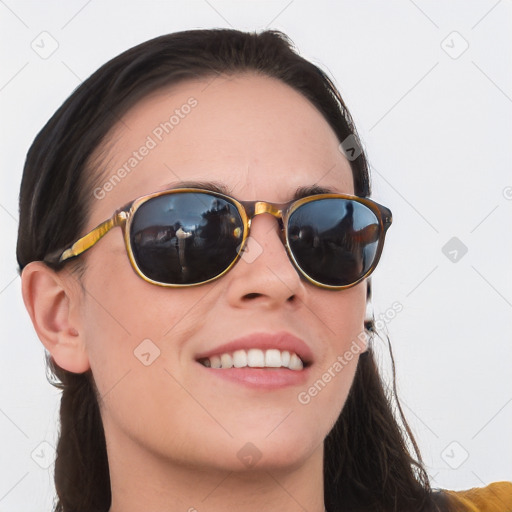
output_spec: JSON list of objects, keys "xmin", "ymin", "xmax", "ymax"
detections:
[
  {"xmin": 79, "ymin": 258, "xmax": 225, "ymax": 463},
  {"xmin": 308, "ymin": 283, "xmax": 367, "ymax": 351},
  {"xmin": 79, "ymin": 252, "xmax": 209, "ymax": 404},
  {"xmin": 297, "ymin": 284, "xmax": 367, "ymax": 423}
]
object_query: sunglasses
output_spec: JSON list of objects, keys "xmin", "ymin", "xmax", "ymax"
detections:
[{"xmin": 46, "ymin": 188, "xmax": 392, "ymax": 289}]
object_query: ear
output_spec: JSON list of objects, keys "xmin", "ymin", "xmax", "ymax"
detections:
[{"xmin": 21, "ymin": 261, "xmax": 90, "ymax": 373}]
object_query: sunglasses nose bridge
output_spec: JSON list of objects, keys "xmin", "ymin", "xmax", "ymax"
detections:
[
  {"xmin": 245, "ymin": 201, "xmax": 286, "ymax": 245},
  {"xmin": 253, "ymin": 201, "xmax": 282, "ymax": 218},
  {"xmin": 252, "ymin": 200, "xmax": 285, "ymax": 232}
]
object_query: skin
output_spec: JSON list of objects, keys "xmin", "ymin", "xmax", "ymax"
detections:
[{"xmin": 22, "ymin": 73, "xmax": 368, "ymax": 512}]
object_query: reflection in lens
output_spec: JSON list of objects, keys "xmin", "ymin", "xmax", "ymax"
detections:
[
  {"xmin": 288, "ymin": 199, "xmax": 380, "ymax": 286},
  {"xmin": 130, "ymin": 193, "xmax": 244, "ymax": 284}
]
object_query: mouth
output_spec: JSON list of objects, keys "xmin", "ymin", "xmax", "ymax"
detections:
[
  {"xmin": 197, "ymin": 348, "xmax": 306, "ymax": 371},
  {"xmin": 194, "ymin": 332, "xmax": 313, "ymax": 389}
]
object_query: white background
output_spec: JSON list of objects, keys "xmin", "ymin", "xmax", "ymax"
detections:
[{"xmin": 1, "ymin": 1, "xmax": 511, "ymax": 510}]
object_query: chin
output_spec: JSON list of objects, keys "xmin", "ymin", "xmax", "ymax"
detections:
[{"xmin": 226, "ymin": 428, "xmax": 323, "ymax": 472}]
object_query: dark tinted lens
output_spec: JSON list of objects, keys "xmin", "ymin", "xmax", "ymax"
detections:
[
  {"xmin": 288, "ymin": 198, "xmax": 381, "ymax": 286},
  {"xmin": 130, "ymin": 193, "xmax": 244, "ymax": 284}
]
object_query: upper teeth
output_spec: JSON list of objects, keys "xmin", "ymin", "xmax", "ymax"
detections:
[{"xmin": 199, "ymin": 349, "xmax": 304, "ymax": 371}]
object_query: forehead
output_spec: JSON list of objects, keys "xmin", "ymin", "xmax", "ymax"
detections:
[{"xmin": 89, "ymin": 73, "xmax": 354, "ymax": 222}]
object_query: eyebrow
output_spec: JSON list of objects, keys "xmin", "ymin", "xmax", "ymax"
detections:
[{"xmin": 163, "ymin": 180, "xmax": 341, "ymax": 201}]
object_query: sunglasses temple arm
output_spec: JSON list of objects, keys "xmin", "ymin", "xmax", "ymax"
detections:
[
  {"xmin": 47, "ymin": 212, "xmax": 127, "ymax": 264},
  {"xmin": 380, "ymin": 205, "xmax": 393, "ymax": 230}
]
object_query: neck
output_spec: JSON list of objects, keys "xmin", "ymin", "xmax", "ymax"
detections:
[{"xmin": 107, "ymin": 428, "xmax": 326, "ymax": 512}]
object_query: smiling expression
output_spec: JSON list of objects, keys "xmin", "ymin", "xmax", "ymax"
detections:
[{"xmin": 76, "ymin": 72, "xmax": 367, "ymax": 471}]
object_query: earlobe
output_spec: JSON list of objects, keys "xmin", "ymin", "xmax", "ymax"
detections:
[{"xmin": 21, "ymin": 261, "xmax": 90, "ymax": 374}]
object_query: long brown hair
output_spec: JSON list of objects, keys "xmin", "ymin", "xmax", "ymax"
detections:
[{"xmin": 17, "ymin": 29, "xmax": 454, "ymax": 512}]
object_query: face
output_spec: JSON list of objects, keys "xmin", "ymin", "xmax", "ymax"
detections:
[{"xmin": 77, "ymin": 74, "xmax": 367, "ymax": 473}]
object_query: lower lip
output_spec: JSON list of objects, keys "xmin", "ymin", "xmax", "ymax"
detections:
[{"xmin": 197, "ymin": 363, "xmax": 311, "ymax": 390}]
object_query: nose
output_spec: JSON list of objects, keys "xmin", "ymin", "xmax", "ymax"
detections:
[{"xmin": 225, "ymin": 213, "xmax": 307, "ymax": 309}]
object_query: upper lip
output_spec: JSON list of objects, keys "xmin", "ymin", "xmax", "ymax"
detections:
[{"xmin": 195, "ymin": 331, "xmax": 314, "ymax": 366}]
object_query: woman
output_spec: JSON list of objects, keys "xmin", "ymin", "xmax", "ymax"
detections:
[{"xmin": 17, "ymin": 29, "xmax": 512, "ymax": 512}]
